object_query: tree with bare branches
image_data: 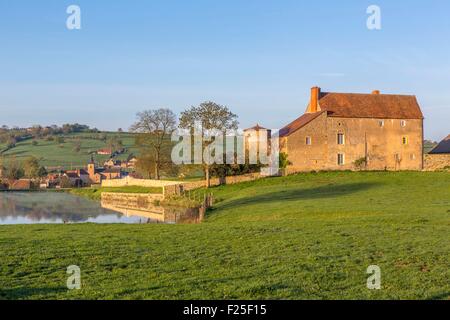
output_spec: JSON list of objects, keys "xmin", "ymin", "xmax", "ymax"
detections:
[
  {"xmin": 179, "ymin": 101, "xmax": 238, "ymax": 187},
  {"xmin": 130, "ymin": 108, "xmax": 177, "ymax": 180}
]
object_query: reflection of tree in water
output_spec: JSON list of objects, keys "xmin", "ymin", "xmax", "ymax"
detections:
[{"xmin": 0, "ymin": 192, "xmax": 122, "ymax": 222}]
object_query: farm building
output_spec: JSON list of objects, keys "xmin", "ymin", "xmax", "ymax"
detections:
[
  {"xmin": 424, "ymin": 134, "xmax": 450, "ymax": 170},
  {"xmin": 278, "ymin": 87, "xmax": 424, "ymax": 172}
]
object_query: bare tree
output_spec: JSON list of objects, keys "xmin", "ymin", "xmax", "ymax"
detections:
[
  {"xmin": 130, "ymin": 108, "xmax": 177, "ymax": 180},
  {"xmin": 179, "ymin": 101, "xmax": 238, "ymax": 187}
]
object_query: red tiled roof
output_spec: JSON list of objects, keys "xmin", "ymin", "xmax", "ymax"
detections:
[
  {"xmin": 429, "ymin": 135, "xmax": 450, "ymax": 154},
  {"xmin": 98, "ymin": 148, "xmax": 112, "ymax": 153},
  {"xmin": 280, "ymin": 111, "xmax": 325, "ymax": 137},
  {"xmin": 10, "ymin": 179, "xmax": 31, "ymax": 190},
  {"xmin": 318, "ymin": 92, "xmax": 424, "ymax": 119},
  {"xmin": 279, "ymin": 91, "xmax": 423, "ymax": 137},
  {"xmin": 64, "ymin": 172, "xmax": 79, "ymax": 178}
]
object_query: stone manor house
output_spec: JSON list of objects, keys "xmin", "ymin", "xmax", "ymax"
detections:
[{"xmin": 274, "ymin": 87, "xmax": 424, "ymax": 172}]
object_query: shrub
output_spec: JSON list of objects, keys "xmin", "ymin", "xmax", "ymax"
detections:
[
  {"xmin": 279, "ymin": 152, "xmax": 292, "ymax": 169},
  {"xmin": 5, "ymin": 164, "xmax": 24, "ymax": 180},
  {"xmin": 60, "ymin": 176, "xmax": 72, "ymax": 189},
  {"xmin": 354, "ymin": 157, "xmax": 367, "ymax": 170}
]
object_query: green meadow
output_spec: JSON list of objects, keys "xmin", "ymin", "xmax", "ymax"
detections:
[
  {"xmin": 0, "ymin": 132, "xmax": 139, "ymax": 169},
  {"xmin": 0, "ymin": 172, "xmax": 449, "ymax": 300}
]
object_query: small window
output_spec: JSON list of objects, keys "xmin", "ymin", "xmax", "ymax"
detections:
[
  {"xmin": 337, "ymin": 133, "xmax": 345, "ymax": 145},
  {"xmin": 306, "ymin": 136, "xmax": 312, "ymax": 145},
  {"xmin": 379, "ymin": 120, "xmax": 385, "ymax": 127},
  {"xmin": 401, "ymin": 120, "xmax": 407, "ymax": 127},
  {"xmin": 410, "ymin": 154, "xmax": 416, "ymax": 160},
  {"xmin": 402, "ymin": 136, "xmax": 409, "ymax": 145},
  {"xmin": 337, "ymin": 153, "xmax": 345, "ymax": 165}
]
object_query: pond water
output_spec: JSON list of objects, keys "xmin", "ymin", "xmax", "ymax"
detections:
[{"xmin": 0, "ymin": 192, "xmax": 162, "ymax": 225}]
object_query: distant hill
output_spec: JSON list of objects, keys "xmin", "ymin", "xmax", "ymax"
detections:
[{"xmin": 0, "ymin": 132, "xmax": 139, "ymax": 170}]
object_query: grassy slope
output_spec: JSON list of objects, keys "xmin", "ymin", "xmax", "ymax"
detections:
[
  {"xmin": 0, "ymin": 172, "xmax": 449, "ymax": 300},
  {"xmin": 0, "ymin": 132, "xmax": 139, "ymax": 169}
]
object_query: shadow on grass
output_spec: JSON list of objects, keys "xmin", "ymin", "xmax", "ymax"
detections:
[
  {"xmin": 214, "ymin": 182, "xmax": 381, "ymax": 213},
  {"xmin": 428, "ymin": 291, "xmax": 450, "ymax": 300},
  {"xmin": 0, "ymin": 286, "xmax": 67, "ymax": 300}
]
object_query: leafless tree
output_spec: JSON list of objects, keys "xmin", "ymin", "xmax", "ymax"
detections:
[
  {"xmin": 179, "ymin": 101, "xmax": 238, "ymax": 187},
  {"xmin": 130, "ymin": 108, "xmax": 177, "ymax": 180}
]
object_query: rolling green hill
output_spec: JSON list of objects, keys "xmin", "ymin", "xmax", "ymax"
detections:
[{"xmin": 0, "ymin": 132, "xmax": 139, "ymax": 170}]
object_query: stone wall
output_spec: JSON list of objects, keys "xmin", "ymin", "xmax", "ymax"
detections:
[
  {"xmin": 285, "ymin": 115, "xmax": 423, "ymax": 172},
  {"xmin": 101, "ymin": 173, "xmax": 263, "ymax": 195},
  {"xmin": 282, "ymin": 112, "xmax": 328, "ymax": 172},
  {"xmin": 101, "ymin": 192, "xmax": 165, "ymax": 214},
  {"xmin": 101, "ymin": 176, "xmax": 181, "ymax": 188},
  {"xmin": 424, "ymin": 154, "xmax": 450, "ymax": 171},
  {"xmin": 182, "ymin": 173, "xmax": 262, "ymax": 191},
  {"xmin": 101, "ymin": 192, "xmax": 203, "ymax": 224}
]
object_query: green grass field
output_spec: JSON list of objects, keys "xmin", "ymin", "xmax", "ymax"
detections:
[
  {"xmin": 0, "ymin": 172, "xmax": 449, "ymax": 300},
  {"xmin": 0, "ymin": 132, "xmax": 139, "ymax": 169}
]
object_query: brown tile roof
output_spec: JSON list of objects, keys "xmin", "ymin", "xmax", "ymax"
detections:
[
  {"xmin": 64, "ymin": 172, "xmax": 80, "ymax": 178},
  {"xmin": 97, "ymin": 148, "xmax": 112, "ymax": 154},
  {"xmin": 318, "ymin": 92, "xmax": 424, "ymax": 119},
  {"xmin": 429, "ymin": 135, "xmax": 450, "ymax": 154},
  {"xmin": 9, "ymin": 179, "xmax": 31, "ymax": 190},
  {"xmin": 280, "ymin": 111, "xmax": 325, "ymax": 137},
  {"xmin": 279, "ymin": 91, "xmax": 424, "ymax": 137}
]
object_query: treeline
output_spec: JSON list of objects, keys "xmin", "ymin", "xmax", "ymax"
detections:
[
  {"xmin": 1, "ymin": 156, "xmax": 47, "ymax": 180},
  {"xmin": 0, "ymin": 124, "xmax": 99, "ymax": 149}
]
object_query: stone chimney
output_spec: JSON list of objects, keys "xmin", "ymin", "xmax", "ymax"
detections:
[
  {"xmin": 308, "ymin": 86, "xmax": 321, "ymax": 113},
  {"xmin": 372, "ymin": 90, "xmax": 380, "ymax": 95}
]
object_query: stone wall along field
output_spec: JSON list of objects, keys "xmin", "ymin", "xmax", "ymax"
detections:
[
  {"xmin": 424, "ymin": 154, "xmax": 450, "ymax": 171},
  {"xmin": 101, "ymin": 176, "xmax": 181, "ymax": 188},
  {"xmin": 102, "ymin": 173, "xmax": 263, "ymax": 194},
  {"xmin": 101, "ymin": 192, "xmax": 165, "ymax": 214}
]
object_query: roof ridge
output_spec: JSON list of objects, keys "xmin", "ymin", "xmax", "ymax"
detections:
[{"xmin": 322, "ymin": 91, "xmax": 417, "ymax": 97}]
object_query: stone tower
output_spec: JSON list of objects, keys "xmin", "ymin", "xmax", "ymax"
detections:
[{"xmin": 87, "ymin": 155, "xmax": 96, "ymax": 179}]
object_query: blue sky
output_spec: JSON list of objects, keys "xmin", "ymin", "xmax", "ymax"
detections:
[{"xmin": 0, "ymin": 0, "xmax": 449, "ymax": 140}]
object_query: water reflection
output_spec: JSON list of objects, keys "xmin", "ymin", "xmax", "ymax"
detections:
[
  {"xmin": 100, "ymin": 193, "xmax": 203, "ymax": 224},
  {"xmin": 0, "ymin": 192, "xmax": 148, "ymax": 225}
]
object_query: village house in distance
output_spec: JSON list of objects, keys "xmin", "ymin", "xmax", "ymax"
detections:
[
  {"xmin": 275, "ymin": 87, "xmax": 424, "ymax": 172},
  {"xmin": 39, "ymin": 155, "xmax": 137, "ymax": 189}
]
